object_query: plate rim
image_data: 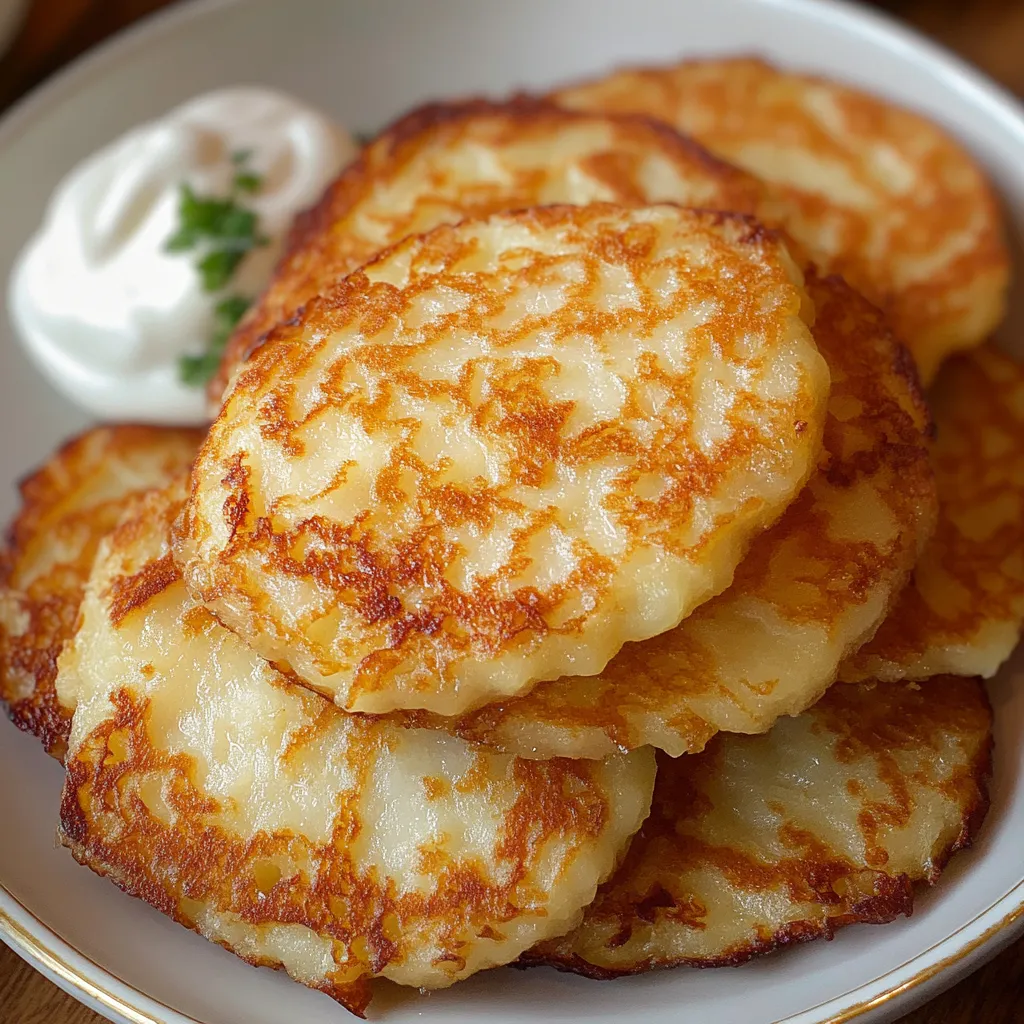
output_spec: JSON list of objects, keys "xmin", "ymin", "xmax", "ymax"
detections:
[
  {"xmin": 2, "ymin": 0, "xmax": 1024, "ymax": 1021},
  {"xmin": 4, "ymin": 865, "xmax": 1024, "ymax": 1024}
]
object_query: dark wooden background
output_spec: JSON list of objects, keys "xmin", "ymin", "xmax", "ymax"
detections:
[{"xmin": 0, "ymin": 0, "xmax": 1022, "ymax": 1021}]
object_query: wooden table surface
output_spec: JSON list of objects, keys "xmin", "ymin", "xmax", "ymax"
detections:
[{"xmin": 0, "ymin": 0, "xmax": 1022, "ymax": 1021}]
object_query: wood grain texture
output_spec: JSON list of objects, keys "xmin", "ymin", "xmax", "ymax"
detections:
[
  {"xmin": 0, "ymin": 0, "xmax": 1022, "ymax": 1021},
  {"xmin": 0, "ymin": 941, "xmax": 102, "ymax": 1024}
]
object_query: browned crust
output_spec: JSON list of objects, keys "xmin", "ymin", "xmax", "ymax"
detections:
[
  {"xmin": 60, "ymin": 683, "xmax": 615, "ymax": 1009},
  {"xmin": 520, "ymin": 678, "xmax": 993, "ymax": 978},
  {"xmin": 925, "ymin": 694, "xmax": 994, "ymax": 881},
  {"xmin": 105, "ymin": 553, "xmax": 179, "ymax": 628},
  {"xmin": 281, "ymin": 96, "xmax": 751, "ymax": 268},
  {"xmin": 522, "ymin": 745, "xmax": 993, "ymax": 979},
  {"xmin": 549, "ymin": 55, "xmax": 1010, "ymax": 381},
  {"xmin": 59, "ymin": 479, "xmax": 632, "ymax": 1009},
  {"xmin": 844, "ymin": 344, "xmax": 1024, "ymax": 679},
  {"xmin": 889, "ymin": 329, "xmax": 935, "ymax": 440},
  {"xmin": 391, "ymin": 268, "xmax": 935, "ymax": 757},
  {"xmin": 208, "ymin": 96, "xmax": 767, "ymax": 403},
  {"xmin": 184, "ymin": 202, "xmax": 828, "ymax": 715},
  {"xmin": 59, "ymin": 823, "xmax": 374, "ymax": 1018},
  {"xmin": 0, "ymin": 425, "xmax": 201, "ymax": 756},
  {"xmin": 517, "ymin": 873, "xmax": 915, "ymax": 978}
]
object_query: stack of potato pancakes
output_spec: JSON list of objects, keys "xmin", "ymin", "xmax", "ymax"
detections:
[{"xmin": 2, "ymin": 58, "xmax": 1019, "ymax": 1017}]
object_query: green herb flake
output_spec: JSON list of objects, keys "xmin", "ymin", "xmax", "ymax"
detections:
[
  {"xmin": 164, "ymin": 227, "xmax": 198, "ymax": 252},
  {"xmin": 177, "ymin": 294, "xmax": 251, "ymax": 387},
  {"xmin": 178, "ymin": 350, "xmax": 223, "ymax": 387},
  {"xmin": 213, "ymin": 294, "xmax": 252, "ymax": 332},
  {"xmin": 233, "ymin": 171, "xmax": 262, "ymax": 194},
  {"xmin": 216, "ymin": 205, "xmax": 259, "ymax": 241},
  {"xmin": 196, "ymin": 249, "xmax": 245, "ymax": 292},
  {"xmin": 164, "ymin": 183, "xmax": 266, "ymax": 266},
  {"xmin": 166, "ymin": 152, "xmax": 267, "ymax": 387}
]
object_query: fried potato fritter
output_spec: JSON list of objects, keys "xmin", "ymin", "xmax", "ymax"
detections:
[
  {"xmin": 552, "ymin": 57, "xmax": 1009, "ymax": 382},
  {"xmin": 524, "ymin": 677, "xmax": 991, "ymax": 976},
  {"xmin": 179, "ymin": 204, "xmax": 830, "ymax": 716},
  {"xmin": 57, "ymin": 484, "xmax": 656, "ymax": 1015},
  {"xmin": 842, "ymin": 344, "xmax": 1024, "ymax": 682},
  {"xmin": 404, "ymin": 271, "xmax": 934, "ymax": 758},
  {"xmin": 209, "ymin": 98, "xmax": 770, "ymax": 401},
  {"xmin": 0, "ymin": 425, "xmax": 201, "ymax": 756}
]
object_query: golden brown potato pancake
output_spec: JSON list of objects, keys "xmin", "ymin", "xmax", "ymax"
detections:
[
  {"xmin": 209, "ymin": 98, "xmax": 771, "ymax": 401},
  {"xmin": 0, "ymin": 425, "xmax": 201, "ymax": 756},
  {"xmin": 178, "ymin": 204, "xmax": 829, "ymax": 716},
  {"xmin": 552, "ymin": 57, "xmax": 1009, "ymax": 383},
  {"xmin": 524, "ymin": 676, "xmax": 991, "ymax": 976},
  {"xmin": 57, "ymin": 483, "xmax": 656, "ymax": 1016},
  {"xmin": 843, "ymin": 344, "xmax": 1024, "ymax": 682},
  {"xmin": 403, "ymin": 271, "xmax": 934, "ymax": 758}
]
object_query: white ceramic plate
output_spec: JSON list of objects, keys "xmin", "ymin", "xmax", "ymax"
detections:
[{"xmin": 2, "ymin": 1, "xmax": 1024, "ymax": 1022}]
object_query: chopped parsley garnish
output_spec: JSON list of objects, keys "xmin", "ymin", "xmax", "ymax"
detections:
[
  {"xmin": 178, "ymin": 295, "xmax": 252, "ymax": 386},
  {"xmin": 165, "ymin": 150, "xmax": 267, "ymax": 387},
  {"xmin": 233, "ymin": 171, "xmax": 262, "ymax": 194},
  {"xmin": 196, "ymin": 248, "xmax": 247, "ymax": 293}
]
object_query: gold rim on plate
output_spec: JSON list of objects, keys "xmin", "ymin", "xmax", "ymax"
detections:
[
  {"xmin": 0, "ymin": 0, "xmax": 1022, "ymax": 1021},
  {"xmin": 1, "ymin": 876, "xmax": 1022, "ymax": 1024},
  {"xmin": 0, "ymin": 893, "xmax": 195, "ymax": 1024}
]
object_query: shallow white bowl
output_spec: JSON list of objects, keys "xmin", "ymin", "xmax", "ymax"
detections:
[{"xmin": 1, "ymin": 1, "xmax": 1023, "ymax": 1022}]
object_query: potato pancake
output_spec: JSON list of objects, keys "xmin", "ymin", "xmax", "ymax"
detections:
[
  {"xmin": 209, "ymin": 98, "xmax": 771, "ymax": 402},
  {"xmin": 404, "ymin": 271, "xmax": 934, "ymax": 758},
  {"xmin": 178, "ymin": 204, "xmax": 829, "ymax": 716},
  {"xmin": 0, "ymin": 425, "xmax": 201, "ymax": 756},
  {"xmin": 56, "ymin": 484, "xmax": 656, "ymax": 1016},
  {"xmin": 552, "ymin": 57, "xmax": 1009, "ymax": 382},
  {"xmin": 525, "ymin": 676, "xmax": 990, "ymax": 976},
  {"xmin": 843, "ymin": 344, "xmax": 1024, "ymax": 682}
]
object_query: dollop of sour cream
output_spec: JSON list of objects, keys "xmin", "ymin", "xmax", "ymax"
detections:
[{"xmin": 9, "ymin": 87, "xmax": 356, "ymax": 424}]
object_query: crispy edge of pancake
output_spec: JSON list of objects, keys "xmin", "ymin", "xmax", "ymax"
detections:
[
  {"xmin": 183, "ymin": 203, "xmax": 829, "ymax": 716},
  {"xmin": 398, "ymin": 269, "xmax": 934, "ymax": 758},
  {"xmin": 841, "ymin": 343, "xmax": 1024, "ymax": 682},
  {"xmin": 58, "ymin": 483, "xmax": 657, "ymax": 1010},
  {"xmin": 0, "ymin": 425, "xmax": 202, "ymax": 756},
  {"xmin": 549, "ymin": 56, "xmax": 1010, "ymax": 383},
  {"xmin": 207, "ymin": 96, "xmax": 768, "ymax": 404},
  {"xmin": 519, "ymin": 676, "xmax": 992, "ymax": 978}
]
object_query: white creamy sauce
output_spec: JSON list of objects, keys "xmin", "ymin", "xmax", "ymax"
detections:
[{"xmin": 8, "ymin": 87, "xmax": 356, "ymax": 424}]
